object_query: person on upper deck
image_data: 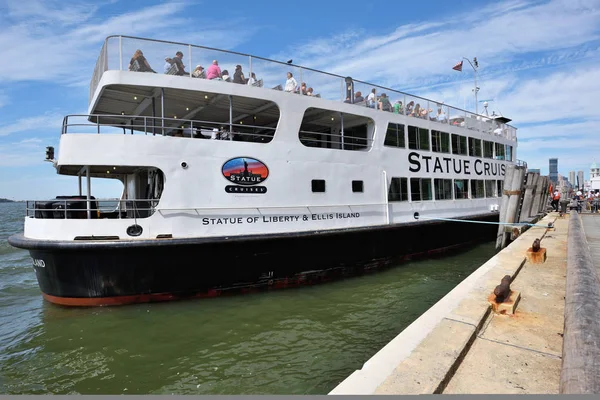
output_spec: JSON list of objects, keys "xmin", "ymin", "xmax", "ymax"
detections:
[
  {"xmin": 405, "ymin": 101, "xmax": 414, "ymax": 116},
  {"xmin": 300, "ymin": 82, "xmax": 307, "ymax": 95},
  {"xmin": 378, "ymin": 93, "xmax": 392, "ymax": 111},
  {"xmin": 247, "ymin": 72, "xmax": 258, "ymax": 85},
  {"xmin": 284, "ymin": 72, "xmax": 297, "ymax": 92},
  {"xmin": 306, "ymin": 87, "xmax": 314, "ymax": 96},
  {"xmin": 192, "ymin": 65, "xmax": 206, "ymax": 78},
  {"xmin": 233, "ymin": 65, "xmax": 246, "ymax": 84},
  {"xmin": 206, "ymin": 60, "xmax": 223, "ymax": 80},
  {"xmin": 354, "ymin": 91, "xmax": 364, "ymax": 102},
  {"xmin": 168, "ymin": 51, "xmax": 187, "ymax": 75},
  {"xmin": 393, "ymin": 100, "xmax": 403, "ymax": 114},
  {"xmin": 129, "ymin": 50, "xmax": 155, "ymax": 73},
  {"xmin": 366, "ymin": 89, "xmax": 376, "ymax": 108}
]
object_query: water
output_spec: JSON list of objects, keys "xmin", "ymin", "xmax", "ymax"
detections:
[{"xmin": 0, "ymin": 202, "xmax": 496, "ymax": 394}]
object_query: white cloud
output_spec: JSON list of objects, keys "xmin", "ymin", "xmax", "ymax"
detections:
[
  {"xmin": 0, "ymin": 137, "xmax": 52, "ymax": 167},
  {"xmin": 0, "ymin": 113, "xmax": 64, "ymax": 136},
  {"xmin": 0, "ymin": 1, "xmax": 256, "ymax": 85}
]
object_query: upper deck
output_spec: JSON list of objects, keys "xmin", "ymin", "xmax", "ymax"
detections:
[{"xmin": 89, "ymin": 35, "xmax": 517, "ymax": 142}]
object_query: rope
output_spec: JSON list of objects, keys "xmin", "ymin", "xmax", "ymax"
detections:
[{"xmin": 413, "ymin": 212, "xmax": 553, "ymax": 228}]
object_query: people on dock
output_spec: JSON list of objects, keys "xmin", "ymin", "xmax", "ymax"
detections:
[{"xmin": 551, "ymin": 190, "xmax": 561, "ymax": 211}]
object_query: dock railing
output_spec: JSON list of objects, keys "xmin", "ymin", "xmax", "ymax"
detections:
[
  {"xmin": 560, "ymin": 210, "xmax": 600, "ymax": 393},
  {"xmin": 89, "ymin": 35, "xmax": 517, "ymax": 142}
]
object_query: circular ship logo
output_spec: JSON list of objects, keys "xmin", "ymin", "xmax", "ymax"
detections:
[{"xmin": 222, "ymin": 157, "xmax": 269, "ymax": 194}]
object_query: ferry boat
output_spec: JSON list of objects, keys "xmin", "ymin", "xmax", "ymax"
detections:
[{"xmin": 8, "ymin": 35, "xmax": 518, "ymax": 306}]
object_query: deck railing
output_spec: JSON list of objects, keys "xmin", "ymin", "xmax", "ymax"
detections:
[
  {"xmin": 62, "ymin": 114, "xmax": 277, "ymax": 142},
  {"xmin": 89, "ymin": 35, "xmax": 517, "ymax": 142}
]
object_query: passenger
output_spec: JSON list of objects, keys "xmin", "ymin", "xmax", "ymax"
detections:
[
  {"xmin": 436, "ymin": 106, "xmax": 447, "ymax": 122},
  {"xmin": 300, "ymin": 82, "xmax": 307, "ymax": 95},
  {"xmin": 222, "ymin": 69, "xmax": 231, "ymax": 82},
  {"xmin": 344, "ymin": 97, "xmax": 351, "ymax": 103},
  {"xmin": 306, "ymin": 87, "xmax": 314, "ymax": 96},
  {"xmin": 354, "ymin": 91, "xmax": 364, "ymax": 102},
  {"xmin": 129, "ymin": 50, "xmax": 155, "ymax": 73},
  {"xmin": 405, "ymin": 101, "xmax": 414, "ymax": 116},
  {"xmin": 413, "ymin": 103, "xmax": 421, "ymax": 117},
  {"xmin": 206, "ymin": 60, "xmax": 222, "ymax": 80},
  {"xmin": 366, "ymin": 89, "xmax": 377, "ymax": 108},
  {"xmin": 247, "ymin": 72, "xmax": 258, "ymax": 86},
  {"xmin": 192, "ymin": 65, "xmax": 206, "ymax": 78},
  {"xmin": 378, "ymin": 93, "xmax": 392, "ymax": 111},
  {"xmin": 233, "ymin": 65, "xmax": 246, "ymax": 84},
  {"xmin": 393, "ymin": 100, "xmax": 403, "ymax": 114},
  {"xmin": 168, "ymin": 51, "xmax": 187, "ymax": 75},
  {"xmin": 284, "ymin": 72, "xmax": 297, "ymax": 92},
  {"xmin": 164, "ymin": 57, "xmax": 173, "ymax": 73}
]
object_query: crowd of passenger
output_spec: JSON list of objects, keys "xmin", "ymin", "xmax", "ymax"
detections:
[{"xmin": 128, "ymin": 49, "xmax": 507, "ymax": 135}]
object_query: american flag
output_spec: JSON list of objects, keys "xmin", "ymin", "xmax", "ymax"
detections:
[{"xmin": 452, "ymin": 61, "xmax": 463, "ymax": 71}]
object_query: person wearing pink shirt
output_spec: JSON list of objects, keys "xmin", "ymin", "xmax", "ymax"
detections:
[{"xmin": 206, "ymin": 60, "xmax": 222, "ymax": 80}]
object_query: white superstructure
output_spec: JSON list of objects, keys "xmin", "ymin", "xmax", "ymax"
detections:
[{"xmin": 25, "ymin": 35, "xmax": 518, "ymax": 242}]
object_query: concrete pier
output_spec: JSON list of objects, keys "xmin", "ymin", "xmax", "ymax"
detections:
[{"xmin": 329, "ymin": 211, "xmax": 583, "ymax": 395}]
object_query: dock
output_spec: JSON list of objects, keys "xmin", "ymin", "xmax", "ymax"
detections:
[{"xmin": 329, "ymin": 210, "xmax": 600, "ymax": 395}]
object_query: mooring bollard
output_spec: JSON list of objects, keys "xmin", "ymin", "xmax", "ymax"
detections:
[
  {"xmin": 488, "ymin": 274, "xmax": 521, "ymax": 314},
  {"xmin": 526, "ymin": 238, "xmax": 547, "ymax": 264}
]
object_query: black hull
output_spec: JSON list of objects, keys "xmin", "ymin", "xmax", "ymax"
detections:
[{"xmin": 8, "ymin": 213, "xmax": 499, "ymax": 306}]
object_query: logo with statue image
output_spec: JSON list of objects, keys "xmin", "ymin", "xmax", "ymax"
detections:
[{"xmin": 222, "ymin": 157, "xmax": 269, "ymax": 194}]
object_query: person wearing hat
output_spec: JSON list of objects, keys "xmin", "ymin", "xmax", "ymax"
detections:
[
  {"xmin": 193, "ymin": 65, "xmax": 206, "ymax": 78},
  {"xmin": 233, "ymin": 64, "xmax": 246, "ymax": 84}
]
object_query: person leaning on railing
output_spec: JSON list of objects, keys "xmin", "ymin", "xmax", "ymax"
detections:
[{"xmin": 129, "ymin": 49, "xmax": 156, "ymax": 73}]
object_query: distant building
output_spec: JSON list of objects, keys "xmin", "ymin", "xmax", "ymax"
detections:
[
  {"xmin": 549, "ymin": 158, "xmax": 558, "ymax": 184},
  {"xmin": 528, "ymin": 168, "xmax": 541, "ymax": 174},
  {"xmin": 591, "ymin": 162, "xmax": 600, "ymax": 179},
  {"xmin": 578, "ymin": 170, "xmax": 584, "ymax": 189},
  {"xmin": 569, "ymin": 171, "xmax": 576, "ymax": 185}
]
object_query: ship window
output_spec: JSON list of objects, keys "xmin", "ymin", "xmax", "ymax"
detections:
[
  {"xmin": 352, "ymin": 180, "xmax": 364, "ymax": 193},
  {"xmin": 470, "ymin": 179, "xmax": 485, "ymax": 198},
  {"xmin": 312, "ymin": 179, "xmax": 326, "ymax": 192},
  {"xmin": 388, "ymin": 177, "xmax": 408, "ymax": 202},
  {"xmin": 451, "ymin": 134, "xmax": 468, "ymax": 155},
  {"xmin": 431, "ymin": 130, "xmax": 450, "ymax": 153},
  {"xmin": 483, "ymin": 141, "xmax": 494, "ymax": 159},
  {"xmin": 506, "ymin": 145, "xmax": 513, "ymax": 162},
  {"xmin": 410, "ymin": 178, "xmax": 432, "ymax": 201},
  {"xmin": 434, "ymin": 178, "xmax": 453, "ymax": 200},
  {"xmin": 384, "ymin": 123, "xmax": 405, "ymax": 148},
  {"xmin": 469, "ymin": 138, "xmax": 482, "ymax": 157},
  {"xmin": 299, "ymin": 108, "xmax": 374, "ymax": 151},
  {"xmin": 485, "ymin": 180, "xmax": 496, "ymax": 197},
  {"xmin": 495, "ymin": 143, "xmax": 505, "ymax": 160},
  {"xmin": 408, "ymin": 126, "xmax": 429, "ymax": 150},
  {"xmin": 454, "ymin": 179, "xmax": 469, "ymax": 199},
  {"xmin": 497, "ymin": 180, "xmax": 503, "ymax": 197}
]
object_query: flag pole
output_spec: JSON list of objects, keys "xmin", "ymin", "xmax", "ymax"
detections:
[{"xmin": 462, "ymin": 57, "xmax": 479, "ymax": 114}]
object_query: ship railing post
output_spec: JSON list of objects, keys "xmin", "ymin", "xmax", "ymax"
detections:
[
  {"xmin": 78, "ymin": 172, "xmax": 82, "ymax": 196},
  {"xmin": 144, "ymin": 116, "xmax": 147, "ymax": 135},
  {"xmin": 119, "ymin": 36, "xmax": 123, "ymax": 71},
  {"xmin": 188, "ymin": 44, "xmax": 192, "ymax": 78},
  {"xmin": 161, "ymin": 88, "xmax": 165, "ymax": 136},
  {"xmin": 340, "ymin": 112, "xmax": 344, "ymax": 150},
  {"xmin": 86, "ymin": 166, "xmax": 91, "ymax": 220},
  {"xmin": 249, "ymin": 56, "xmax": 252, "ymax": 84},
  {"xmin": 229, "ymin": 95, "xmax": 233, "ymax": 140}
]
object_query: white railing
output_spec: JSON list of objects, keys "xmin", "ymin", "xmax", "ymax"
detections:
[
  {"xmin": 61, "ymin": 114, "xmax": 277, "ymax": 142},
  {"xmin": 89, "ymin": 35, "xmax": 518, "ymax": 142}
]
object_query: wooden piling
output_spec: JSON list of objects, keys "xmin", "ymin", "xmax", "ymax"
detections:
[
  {"xmin": 518, "ymin": 172, "xmax": 539, "ymax": 223},
  {"xmin": 531, "ymin": 175, "xmax": 546, "ymax": 217},
  {"xmin": 496, "ymin": 165, "xmax": 526, "ymax": 250}
]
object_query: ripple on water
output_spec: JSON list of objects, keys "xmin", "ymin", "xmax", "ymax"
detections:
[{"xmin": 0, "ymin": 202, "xmax": 498, "ymax": 395}]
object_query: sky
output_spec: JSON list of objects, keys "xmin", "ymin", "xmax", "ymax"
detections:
[{"xmin": 1, "ymin": 0, "xmax": 599, "ymax": 200}]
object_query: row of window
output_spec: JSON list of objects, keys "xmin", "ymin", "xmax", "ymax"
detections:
[
  {"xmin": 389, "ymin": 177, "xmax": 503, "ymax": 202},
  {"xmin": 384, "ymin": 123, "xmax": 513, "ymax": 161},
  {"xmin": 310, "ymin": 178, "xmax": 503, "ymax": 201}
]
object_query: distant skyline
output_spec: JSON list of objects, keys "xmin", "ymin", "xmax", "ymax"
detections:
[{"xmin": 1, "ymin": 0, "xmax": 600, "ymax": 199}]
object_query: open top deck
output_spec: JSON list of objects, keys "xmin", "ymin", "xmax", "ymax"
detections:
[{"xmin": 89, "ymin": 35, "xmax": 517, "ymax": 142}]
